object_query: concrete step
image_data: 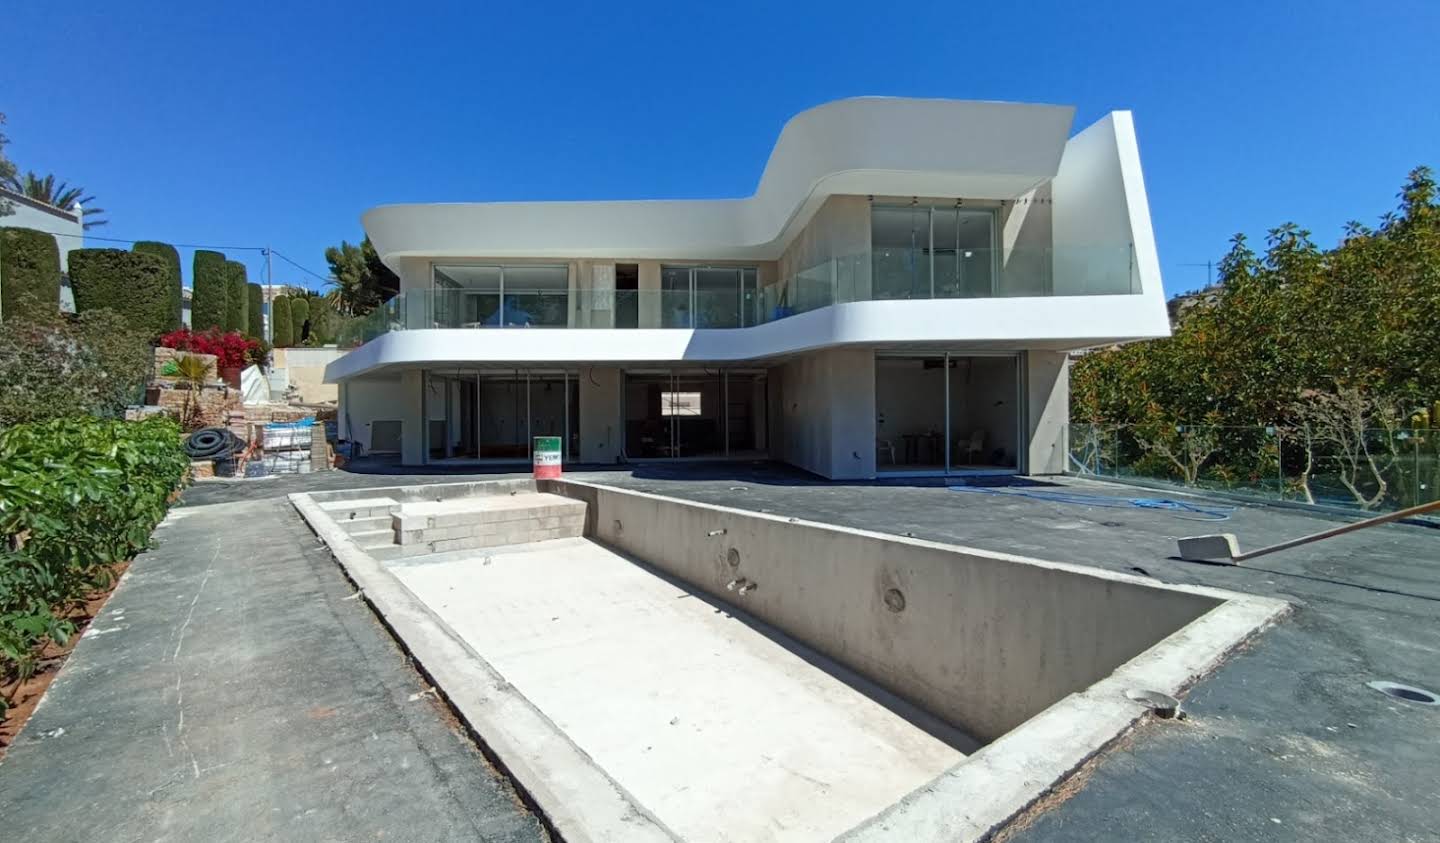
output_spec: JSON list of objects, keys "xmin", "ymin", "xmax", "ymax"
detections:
[
  {"xmin": 391, "ymin": 492, "xmax": 587, "ymax": 556},
  {"xmin": 320, "ymin": 497, "xmax": 398, "ymax": 521},
  {"xmin": 351, "ymin": 528, "xmax": 397, "ymax": 547},
  {"xmin": 340, "ymin": 516, "xmax": 392, "ymax": 536}
]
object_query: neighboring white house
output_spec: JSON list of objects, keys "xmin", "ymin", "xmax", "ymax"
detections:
[
  {"xmin": 0, "ymin": 186, "xmax": 84, "ymax": 311},
  {"xmin": 327, "ymin": 97, "xmax": 1170, "ymax": 478}
]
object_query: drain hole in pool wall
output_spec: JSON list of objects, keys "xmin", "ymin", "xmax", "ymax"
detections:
[
  {"xmin": 883, "ymin": 588, "xmax": 906, "ymax": 613},
  {"xmin": 1367, "ymin": 680, "xmax": 1440, "ymax": 705},
  {"xmin": 613, "ymin": 519, "xmax": 623, "ymax": 534},
  {"xmin": 727, "ymin": 548, "xmax": 741, "ymax": 568}
]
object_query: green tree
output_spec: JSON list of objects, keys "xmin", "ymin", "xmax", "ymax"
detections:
[
  {"xmin": 323, "ymin": 237, "xmax": 398, "ymax": 315},
  {"xmin": 0, "ymin": 113, "xmax": 14, "ymax": 218},
  {"xmin": 1, "ymin": 171, "xmax": 108, "ymax": 229},
  {"xmin": 191, "ymin": 250, "xmax": 228, "ymax": 331},
  {"xmin": 306, "ymin": 295, "xmax": 337, "ymax": 345},
  {"xmin": 247, "ymin": 282, "xmax": 264, "ymax": 340},
  {"xmin": 133, "ymin": 241, "xmax": 183, "ymax": 328},
  {"xmin": 272, "ymin": 296, "xmax": 292, "ymax": 347},
  {"xmin": 224, "ymin": 260, "xmax": 248, "ymax": 334},
  {"xmin": 1072, "ymin": 166, "xmax": 1440, "ymax": 504},
  {"xmin": 289, "ymin": 297, "xmax": 310, "ymax": 344},
  {"xmin": 0, "ymin": 227, "xmax": 60, "ymax": 322}
]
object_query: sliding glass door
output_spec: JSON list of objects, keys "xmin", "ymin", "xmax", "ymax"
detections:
[
  {"xmin": 659, "ymin": 266, "xmax": 760, "ymax": 328},
  {"xmin": 871, "ymin": 205, "xmax": 997, "ymax": 300},
  {"xmin": 432, "ymin": 264, "xmax": 569, "ymax": 328},
  {"xmin": 623, "ymin": 369, "xmax": 767, "ymax": 459},
  {"xmin": 423, "ymin": 369, "xmax": 580, "ymax": 464},
  {"xmin": 874, "ymin": 353, "xmax": 1020, "ymax": 474}
]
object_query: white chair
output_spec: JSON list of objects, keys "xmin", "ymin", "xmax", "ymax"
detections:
[
  {"xmin": 876, "ymin": 438, "xmax": 897, "ymax": 465},
  {"xmin": 961, "ymin": 430, "xmax": 986, "ymax": 465}
]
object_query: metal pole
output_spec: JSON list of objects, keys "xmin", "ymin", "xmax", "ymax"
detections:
[
  {"xmin": 943, "ymin": 352, "xmax": 951, "ymax": 473},
  {"xmin": 265, "ymin": 246, "xmax": 274, "ymax": 341}
]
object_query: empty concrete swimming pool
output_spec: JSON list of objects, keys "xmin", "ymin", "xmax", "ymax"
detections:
[{"xmin": 293, "ymin": 479, "xmax": 1286, "ymax": 842}]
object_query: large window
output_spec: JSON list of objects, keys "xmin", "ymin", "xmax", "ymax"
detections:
[
  {"xmin": 432, "ymin": 264, "xmax": 569, "ymax": 328},
  {"xmin": 660, "ymin": 391, "xmax": 702, "ymax": 416},
  {"xmin": 871, "ymin": 205, "xmax": 997, "ymax": 300}
]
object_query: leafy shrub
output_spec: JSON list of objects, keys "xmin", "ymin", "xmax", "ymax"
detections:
[
  {"xmin": 0, "ymin": 227, "xmax": 61, "ymax": 322},
  {"xmin": 69, "ymin": 248, "xmax": 177, "ymax": 339},
  {"xmin": 191, "ymin": 250, "xmax": 227, "ymax": 331},
  {"xmin": 132, "ymin": 241, "xmax": 183, "ymax": 328},
  {"xmin": 0, "ymin": 309, "xmax": 151, "ymax": 426},
  {"xmin": 158, "ymin": 327, "xmax": 264, "ymax": 370},
  {"xmin": 0, "ymin": 416, "xmax": 188, "ymax": 705},
  {"xmin": 290, "ymin": 297, "xmax": 310, "ymax": 344},
  {"xmin": 246, "ymin": 335, "xmax": 272, "ymax": 369},
  {"xmin": 272, "ymin": 296, "xmax": 292, "ymax": 347},
  {"xmin": 247, "ymin": 282, "xmax": 263, "ymax": 340},
  {"xmin": 224, "ymin": 261, "xmax": 248, "ymax": 334}
]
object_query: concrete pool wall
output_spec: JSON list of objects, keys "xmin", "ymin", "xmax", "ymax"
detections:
[
  {"xmin": 296, "ymin": 478, "xmax": 1288, "ymax": 840},
  {"xmin": 542, "ymin": 479, "xmax": 1225, "ymax": 742}
]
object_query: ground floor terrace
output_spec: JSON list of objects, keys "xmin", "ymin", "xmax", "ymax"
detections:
[{"xmin": 337, "ymin": 347, "xmax": 1071, "ymax": 480}]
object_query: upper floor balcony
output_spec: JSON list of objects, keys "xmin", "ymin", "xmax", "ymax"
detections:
[{"xmin": 337, "ymin": 244, "xmax": 1140, "ymax": 346}]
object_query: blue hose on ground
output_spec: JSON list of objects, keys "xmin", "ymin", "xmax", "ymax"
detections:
[{"xmin": 948, "ymin": 485, "xmax": 1236, "ymax": 521}]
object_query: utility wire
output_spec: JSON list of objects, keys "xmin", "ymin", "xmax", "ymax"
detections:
[
  {"xmin": 21, "ymin": 229, "xmax": 337, "ymax": 288},
  {"xmin": 37, "ymin": 228, "xmax": 267, "ymax": 252},
  {"xmin": 268, "ymin": 249, "xmax": 336, "ymax": 286}
]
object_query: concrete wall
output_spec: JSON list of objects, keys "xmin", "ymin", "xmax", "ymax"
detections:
[
  {"xmin": 272, "ymin": 347, "xmax": 348, "ymax": 403},
  {"xmin": 579, "ymin": 366, "xmax": 622, "ymax": 464},
  {"xmin": 775, "ymin": 347, "xmax": 875, "ymax": 479},
  {"xmin": 546, "ymin": 481, "xmax": 1222, "ymax": 743},
  {"xmin": 777, "ymin": 195, "xmax": 871, "ymax": 298},
  {"xmin": 1024, "ymin": 350, "xmax": 1070, "ymax": 474},
  {"xmin": 340, "ymin": 372, "xmax": 409, "ymax": 454}
]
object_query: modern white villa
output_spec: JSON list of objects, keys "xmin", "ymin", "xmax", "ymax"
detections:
[{"xmin": 327, "ymin": 97, "xmax": 1169, "ymax": 479}]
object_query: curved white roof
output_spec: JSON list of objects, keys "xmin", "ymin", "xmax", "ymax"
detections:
[{"xmin": 363, "ymin": 97, "xmax": 1076, "ymax": 263}]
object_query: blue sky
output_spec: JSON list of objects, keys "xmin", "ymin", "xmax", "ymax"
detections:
[{"xmin": 5, "ymin": 1, "xmax": 1437, "ymax": 296}]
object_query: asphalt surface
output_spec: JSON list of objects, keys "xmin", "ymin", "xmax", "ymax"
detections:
[
  {"xmin": 7, "ymin": 461, "xmax": 1437, "ymax": 841},
  {"xmin": 587, "ymin": 464, "xmax": 1440, "ymax": 842},
  {"xmin": 0, "ymin": 490, "xmax": 546, "ymax": 842}
]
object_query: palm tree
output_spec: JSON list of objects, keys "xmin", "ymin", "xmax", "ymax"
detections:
[{"xmin": 2, "ymin": 170, "xmax": 108, "ymax": 229}]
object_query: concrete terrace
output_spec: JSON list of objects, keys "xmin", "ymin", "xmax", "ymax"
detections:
[{"xmin": 1, "ymin": 462, "xmax": 1435, "ymax": 841}]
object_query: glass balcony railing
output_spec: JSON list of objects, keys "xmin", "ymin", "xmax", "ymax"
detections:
[{"xmin": 337, "ymin": 245, "xmax": 1138, "ymax": 346}]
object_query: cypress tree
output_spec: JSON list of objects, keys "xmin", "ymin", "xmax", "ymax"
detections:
[{"xmin": 191, "ymin": 250, "xmax": 228, "ymax": 331}]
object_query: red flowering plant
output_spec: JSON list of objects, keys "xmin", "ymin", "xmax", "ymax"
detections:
[{"xmin": 158, "ymin": 328, "xmax": 267, "ymax": 370}]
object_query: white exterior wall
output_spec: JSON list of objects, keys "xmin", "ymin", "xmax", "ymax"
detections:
[
  {"xmin": 339, "ymin": 372, "xmax": 409, "ymax": 455},
  {"xmin": 775, "ymin": 347, "xmax": 876, "ymax": 480},
  {"xmin": 579, "ymin": 366, "xmax": 622, "ymax": 463},
  {"xmin": 1024, "ymin": 350, "xmax": 1070, "ymax": 474}
]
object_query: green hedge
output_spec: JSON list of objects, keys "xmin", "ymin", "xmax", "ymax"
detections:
[
  {"xmin": 272, "ymin": 295, "xmax": 293, "ymax": 347},
  {"xmin": 191, "ymin": 250, "xmax": 228, "ymax": 331},
  {"xmin": 247, "ymin": 282, "xmax": 264, "ymax": 340},
  {"xmin": 0, "ymin": 227, "xmax": 61, "ymax": 322},
  {"xmin": 0, "ymin": 416, "xmax": 188, "ymax": 702},
  {"xmin": 290, "ymin": 297, "xmax": 310, "ymax": 344},
  {"xmin": 69, "ymin": 248, "xmax": 175, "ymax": 339},
  {"xmin": 307, "ymin": 296, "xmax": 335, "ymax": 344},
  {"xmin": 224, "ymin": 261, "xmax": 248, "ymax": 334},
  {"xmin": 132, "ymin": 241, "xmax": 183, "ymax": 329}
]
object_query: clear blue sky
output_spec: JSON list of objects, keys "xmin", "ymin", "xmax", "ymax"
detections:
[{"xmin": 5, "ymin": 1, "xmax": 1437, "ymax": 296}]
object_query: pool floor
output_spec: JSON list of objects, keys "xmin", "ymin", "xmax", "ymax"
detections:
[{"xmin": 386, "ymin": 537, "xmax": 975, "ymax": 842}]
